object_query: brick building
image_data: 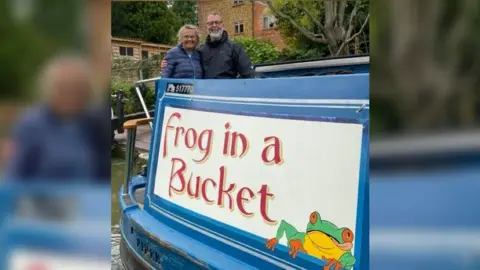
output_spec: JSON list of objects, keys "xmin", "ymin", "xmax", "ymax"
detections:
[
  {"xmin": 111, "ymin": 37, "xmax": 172, "ymax": 61},
  {"xmin": 198, "ymin": 0, "xmax": 286, "ymax": 49}
]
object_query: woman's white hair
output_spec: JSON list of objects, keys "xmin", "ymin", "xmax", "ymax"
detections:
[{"xmin": 177, "ymin": 24, "xmax": 201, "ymax": 47}]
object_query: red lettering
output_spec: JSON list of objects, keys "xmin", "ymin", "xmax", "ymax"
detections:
[
  {"xmin": 261, "ymin": 136, "xmax": 284, "ymax": 165},
  {"xmin": 167, "ymin": 161, "xmax": 276, "ymax": 224},
  {"xmin": 201, "ymin": 178, "xmax": 216, "ymax": 203},
  {"xmin": 236, "ymin": 187, "xmax": 255, "ymax": 216},
  {"xmin": 168, "ymin": 158, "xmax": 187, "ymax": 196},
  {"xmin": 187, "ymin": 176, "xmax": 200, "ymax": 199},
  {"xmin": 163, "ymin": 112, "xmax": 181, "ymax": 158},
  {"xmin": 258, "ymin": 185, "xmax": 276, "ymax": 224},
  {"xmin": 223, "ymin": 122, "xmax": 249, "ymax": 158},
  {"xmin": 223, "ymin": 122, "xmax": 231, "ymax": 156},
  {"xmin": 216, "ymin": 166, "xmax": 236, "ymax": 211},
  {"xmin": 230, "ymin": 132, "xmax": 248, "ymax": 158},
  {"xmin": 161, "ymin": 112, "xmax": 214, "ymax": 162},
  {"xmin": 174, "ymin": 127, "xmax": 185, "ymax": 146},
  {"xmin": 185, "ymin": 128, "xmax": 197, "ymax": 149},
  {"xmin": 193, "ymin": 129, "xmax": 213, "ymax": 163}
]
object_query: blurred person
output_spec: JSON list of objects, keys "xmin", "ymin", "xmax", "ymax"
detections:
[
  {"xmin": 161, "ymin": 12, "xmax": 254, "ymax": 79},
  {"xmin": 162, "ymin": 24, "xmax": 203, "ymax": 79},
  {"xmin": 0, "ymin": 136, "xmax": 14, "ymax": 172},
  {"xmin": 4, "ymin": 53, "xmax": 107, "ymax": 182}
]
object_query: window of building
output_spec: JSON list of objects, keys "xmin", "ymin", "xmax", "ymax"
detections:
[
  {"xmin": 141, "ymin": 50, "xmax": 149, "ymax": 59},
  {"xmin": 262, "ymin": 15, "xmax": 276, "ymax": 29},
  {"xmin": 234, "ymin": 21, "xmax": 244, "ymax": 34},
  {"xmin": 119, "ymin": 46, "xmax": 134, "ymax": 56},
  {"xmin": 232, "ymin": 0, "xmax": 244, "ymax": 5}
]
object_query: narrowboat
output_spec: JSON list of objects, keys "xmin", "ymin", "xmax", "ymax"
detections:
[
  {"xmin": 369, "ymin": 131, "xmax": 480, "ymax": 270},
  {"xmin": 0, "ymin": 183, "xmax": 111, "ymax": 269},
  {"xmin": 119, "ymin": 55, "xmax": 370, "ymax": 270}
]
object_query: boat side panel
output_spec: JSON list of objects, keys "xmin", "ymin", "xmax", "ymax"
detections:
[
  {"xmin": 137, "ymin": 76, "xmax": 369, "ymax": 269},
  {"xmin": 256, "ymin": 65, "xmax": 369, "ymax": 78}
]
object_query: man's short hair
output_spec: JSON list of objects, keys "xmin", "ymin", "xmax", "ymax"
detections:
[{"xmin": 207, "ymin": 12, "xmax": 222, "ymax": 21}]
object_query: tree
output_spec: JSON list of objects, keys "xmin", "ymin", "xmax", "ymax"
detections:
[
  {"xmin": 262, "ymin": 0, "xmax": 369, "ymax": 56},
  {"xmin": 170, "ymin": 1, "xmax": 198, "ymax": 26},
  {"xmin": 112, "ymin": 2, "xmax": 180, "ymax": 45},
  {"xmin": 371, "ymin": 0, "xmax": 480, "ymax": 131},
  {"xmin": 232, "ymin": 37, "xmax": 279, "ymax": 64},
  {"xmin": 1, "ymin": 0, "xmax": 85, "ymax": 100}
]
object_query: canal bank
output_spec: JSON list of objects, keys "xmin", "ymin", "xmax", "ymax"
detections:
[{"xmin": 111, "ymin": 148, "xmax": 147, "ymax": 269}]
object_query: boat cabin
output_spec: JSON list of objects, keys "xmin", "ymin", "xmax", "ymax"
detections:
[{"xmin": 119, "ymin": 55, "xmax": 369, "ymax": 270}]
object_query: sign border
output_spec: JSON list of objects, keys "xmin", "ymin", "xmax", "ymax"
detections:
[{"xmin": 145, "ymin": 103, "xmax": 368, "ymax": 270}]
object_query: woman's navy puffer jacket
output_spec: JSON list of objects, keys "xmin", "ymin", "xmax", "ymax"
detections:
[{"xmin": 162, "ymin": 44, "xmax": 203, "ymax": 79}]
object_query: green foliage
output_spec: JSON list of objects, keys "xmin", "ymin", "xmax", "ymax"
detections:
[
  {"xmin": 0, "ymin": 0, "xmax": 85, "ymax": 100},
  {"xmin": 277, "ymin": 47, "xmax": 328, "ymax": 61},
  {"xmin": 267, "ymin": 0, "xmax": 370, "ymax": 56},
  {"xmin": 112, "ymin": 2, "xmax": 180, "ymax": 45},
  {"xmin": 272, "ymin": 0, "xmax": 324, "ymax": 50},
  {"xmin": 110, "ymin": 81, "xmax": 156, "ymax": 115},
  {"xmin": 170, "ymin": 1, "xmax": 198, "ymax": 26},
  {"xmin": 112, "ymin": 1, "xmax": 198, "ymax": 45},
  {"xmin": 232, "ymin": 37, "xmax": 335, "ymax": 65},
  {"xmin": 232, "ymin": 37, "xmax": 279, "ymax": 64}
]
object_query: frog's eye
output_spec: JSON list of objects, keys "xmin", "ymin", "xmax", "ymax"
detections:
[
  {"xmin": 309, "ymin": 212, "xmax": 317, "ymax": 224},
  {"xmin": 342, "ymin": 228, "xmax": 354, "ymax": 243}
]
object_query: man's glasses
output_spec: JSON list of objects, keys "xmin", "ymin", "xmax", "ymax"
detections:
[{"xmin": 207, "ymin": 20, "xmax": 222, "ymax": 26}]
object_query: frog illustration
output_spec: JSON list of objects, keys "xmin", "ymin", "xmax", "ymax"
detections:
[{"xmin": 266, "ymin": 211, "xmax": 355, "ymax": 270}]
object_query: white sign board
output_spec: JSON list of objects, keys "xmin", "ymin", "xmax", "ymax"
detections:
[{"xmin": 154, "ymin": 106, "xmax": 363, "ymax": 262}]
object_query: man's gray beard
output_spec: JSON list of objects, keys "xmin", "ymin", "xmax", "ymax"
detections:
[{"xmin": 209, "ymin": 29, "xmax": 223, "ymax": 41}]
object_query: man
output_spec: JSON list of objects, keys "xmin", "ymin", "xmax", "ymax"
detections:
[
  {"xmin": 162, "ymin": 12, "xmax": 255, "ymax": 79},
  {"xmin": 4, "ymin": 53, "xmax": 108, "ymax": 182}
]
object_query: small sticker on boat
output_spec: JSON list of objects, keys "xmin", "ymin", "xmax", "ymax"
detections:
[{"xmin": 166, "ymin": 83, "xmax": 194, "ymax": 94}]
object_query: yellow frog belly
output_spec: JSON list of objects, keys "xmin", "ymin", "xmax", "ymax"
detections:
[{"xmin": 303, "ymin": 231, "xmax": 345, "ymax": 260}]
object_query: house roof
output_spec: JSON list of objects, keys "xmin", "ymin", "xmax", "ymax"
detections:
[
  {"xmin": 111, "ymin": 36, "xmax": 173, "ymax": 48},
  {"xmin": 112, "ymin": 36, "xmax": 143, "ymax": 43}
]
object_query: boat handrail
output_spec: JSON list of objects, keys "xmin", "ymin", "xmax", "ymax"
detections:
[
  {"xmin": 255, "ymin": 56, "xmax": 370, "ymax": 73},
  {"xmin": 135, "ymin": 77, "xmax": 162, "ymax": 84},
  {"xmin": 370, "ymin": 130, "xmax": 480, "ymax": 159}
]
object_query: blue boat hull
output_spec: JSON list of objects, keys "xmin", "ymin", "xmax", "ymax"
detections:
[
  {"xmin": 120, "ymin": 237, "xmax": 148, "ymax": 270},
  {"xmin": 119, "ymin": 178, "xmax": 258, "ymax": 269},
  {"xmin": 119, "ymin": 210, "xmax": 208, "ymax": 269}
]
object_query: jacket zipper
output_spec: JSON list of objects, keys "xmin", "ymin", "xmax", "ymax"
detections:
[
  {"xmin": 181, "ymin": 45, "xmax": 196, "ymax": 79},
  {"xmin": 183, "ymin": 47, "xmax": 196, "ymax": 80},
  {"xmin": 190, "ymin": 54, "xmax": 196, "ymax": 79}
]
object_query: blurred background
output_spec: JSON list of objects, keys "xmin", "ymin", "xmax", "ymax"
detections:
[
  {"xmin": 0, "ymin": 0, "xmax": 111, "ymax": 268},
  {"xmin": 371, "ymin": 0, "xmax": 480, "ymax": 134},
  {"xmin": 370, "ymin": 0, "xmax": 480, "ymax": 269}
]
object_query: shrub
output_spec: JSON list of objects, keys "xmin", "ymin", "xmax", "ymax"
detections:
[
  {"xmin": 232, "ymin": 37, "xmax": 279, "ymax": 65},
  {"xmin": 110, "ymin": 81, "xmax": 156, "ymax": 115}
]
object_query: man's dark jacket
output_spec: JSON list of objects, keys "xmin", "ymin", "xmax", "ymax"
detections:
[{"xmin": 199, "ymin": 31, "xmax": 254, "ymax": 79}]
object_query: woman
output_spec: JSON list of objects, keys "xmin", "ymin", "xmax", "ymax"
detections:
[{"xmin": 162, "ymin": 24, "xmax": 203, "ymax": 79}]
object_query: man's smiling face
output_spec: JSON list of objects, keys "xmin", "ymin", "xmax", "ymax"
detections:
[{"xmin": 206, "ymin": 14, "xmax": 223, "ymax": 40}]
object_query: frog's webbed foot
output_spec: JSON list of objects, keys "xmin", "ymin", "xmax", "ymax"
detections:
[
  {"xmin": 322, "ymin": 256, "xmax": 344, "ymax": 270},
  {"xmin": 288, "ymin": 239, "xmax": 305, "ymax": 259},
  {"xmin": 266, "ymin": 238, "xmax": 278, "ymax": 251}
]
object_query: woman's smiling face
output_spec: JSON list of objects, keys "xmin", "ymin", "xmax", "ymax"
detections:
[{"xmin": 181, "ymin": 28, "xmax": 197, "ymax": 51}]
